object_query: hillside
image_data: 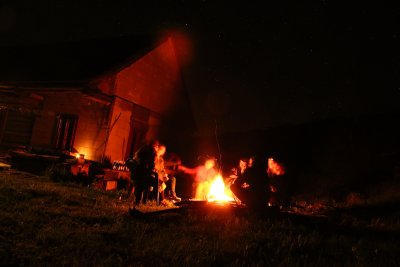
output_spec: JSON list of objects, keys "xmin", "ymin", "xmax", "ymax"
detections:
[
  {"xmin": 194, "ymin": 111, "xmax": 400, "ymax": 199},
  {"xmin": 1, "ymin": 169, "xmax": 400, "ymax": 266}
]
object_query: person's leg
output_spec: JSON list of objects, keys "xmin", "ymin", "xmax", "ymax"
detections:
[
  {"xmin": 128, "ymin": 180, "xmax": 136, "ymax": 209},
  {"xmin": 134, "ymin": 184, "xmax": 143, "ymax": 205},
  {"xmin": 127, "ymin": 180, "xmax": 133, "ymax": 197},
  {"xmin": 202, "ymin": 181, "xmax": 210, "ymax": 200},
  {"xmin": 144, "ymin": 174, "xmax": 157, "ymax": 202},
  {"xmin": 142, "ymin": 175, "xmax": 153, "ymax": 204},
  {"xmin": 164, "ymin": 178, "xmax": 171, "ymax": 198},
  {"xmin": 142, "ymin": 186, "xmax": 148, "ymax": 204},
  {"xmin": 169, "ymin": 176, "xmax": 181, "ymax": 200},
  {"xmin": 192, "ymin": 182, "xmax": 198, "ymax": 199},
  {"xmin": 134, "ymin": 170, "xmax": 145, "ymax": 205},
  {"xmin": 230, "ymin": 183, "xmax": 254, "ymax": 206},
  {"xmin": 195, "ymin": 182, "xmax": 204, "ymax": 200},
  {"xmin": 159, "ymin": 182, "xmax": 165, "ymax": 202},
  {"xmin": 169, "ymin": 176, "xmax": 175, "ymax": 196}
]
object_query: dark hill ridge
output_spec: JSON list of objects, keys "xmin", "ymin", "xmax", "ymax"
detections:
[{"xmin": 194, "ymin": 111, "xmax": 400, "ymax": 197}]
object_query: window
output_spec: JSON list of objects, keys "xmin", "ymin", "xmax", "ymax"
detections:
[
  {"xmin": 53, "ymin": 114, "xmax": 78, "ymax": 151},
  {"xmin": 127, "ymin": 122, "xmax": 148, "ymax": 158}
]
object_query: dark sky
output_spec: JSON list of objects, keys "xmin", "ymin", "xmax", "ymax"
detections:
[{"xmin": 1, "ymin": 1, "xmax": 400, "ymax": 135}]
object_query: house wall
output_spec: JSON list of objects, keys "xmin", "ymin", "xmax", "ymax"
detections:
[
  {"xmin": 30, "ymin": 91, "xmax": 109, "ymax": 161},
  {"xmin": 97, "ymin": 37, "xmax": 189, "ymax": 161},
  {"xmin": 0, "ymin": 93, "xmax": 43, "ymax": 148},
  {"xmin": 114, "ymin": 37, "xmax": 184, "ymax": 115},
  {"xmin": 74, "ymin": 97, "xmax": 110, "ymax": 161},
  {"xmin": 2, "ymin": 36, "xmax": 194, "ymax": 163},
  {"xmin": 102, "ymin": 97, "xmax": 163, "ymax": 162},
  {"xmin": 146, "ymin": 113, "xmax": 160, "ymax": 142},
  {"xmin": 103, "ymin": 97, "xmax": 132, "ymax": 162}
]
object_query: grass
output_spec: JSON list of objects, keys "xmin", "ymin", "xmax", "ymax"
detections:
[{"xmin": 0, "ymin": 169, "xmax": 399, "ymax": 266}]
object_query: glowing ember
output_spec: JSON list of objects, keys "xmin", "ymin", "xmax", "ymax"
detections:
[{"xmin": 207, "ymin": 174, "xmax": 234, "ymax": 202}]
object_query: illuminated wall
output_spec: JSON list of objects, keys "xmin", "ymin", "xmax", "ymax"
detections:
[
  {"xmin": 30, "ymin": 91, "xmax": 110, "ymax": 161},
  {"xmin": 102, "ymin": 97, "xmax": 132, "ymax": 162},
  {"xmin": 100, "ymin": 37, "xmax": 186, "ymax": 161},
  {"xmin": 113, "ymin": 37, "xmax": 184, "ymax": 114},
  {"xmin": 29, "ymin": 37, "xmax": 189, "ymax": 162}
]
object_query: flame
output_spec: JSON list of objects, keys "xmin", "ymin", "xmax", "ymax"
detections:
[
  {"xmin": 207, "ymin": 174, "xmax": 234, "ymax": 202},
  {"xmin": 70, "ymin": 152, "xmax": 80, "ymax": 159}
]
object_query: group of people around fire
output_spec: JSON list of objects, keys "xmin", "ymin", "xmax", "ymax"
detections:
[
  {"xmin": 228, "ymin": 155, "xmax": 287, "ymax": 209},
  {"xmin": 126, "ymin": 139, "xmax": 287, "ymax": 211}
]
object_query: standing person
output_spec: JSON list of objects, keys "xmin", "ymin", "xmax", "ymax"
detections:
[
  {"xmin": 179, "ymin": 157, "xmax": 218, "ymax": 200},
  {"xmin": 130, "ymin": 140, "xmax": 158, "ymax": 206}
]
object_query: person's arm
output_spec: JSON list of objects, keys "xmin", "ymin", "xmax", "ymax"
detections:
[{"xmin": 178, "ymin": 165, "xmax": 197, "ymax": 175}]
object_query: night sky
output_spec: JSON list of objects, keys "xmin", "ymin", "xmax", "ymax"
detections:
[{"xmin": 1, "ymin": 1, "xmax": 400, "ymax": 135}]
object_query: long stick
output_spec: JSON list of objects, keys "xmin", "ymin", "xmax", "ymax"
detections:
[{"xmin": 214, "ymin": 119, "xmax": 223, "ymax": 173}]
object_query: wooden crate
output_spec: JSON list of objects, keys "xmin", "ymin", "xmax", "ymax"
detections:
[
  {"xmin": 103, "ymin": 169, "xmax": 119, "ymax": 191},
  {"xmin": 104, "ymin": 180, "xmax": 118, "ymax": 191}
]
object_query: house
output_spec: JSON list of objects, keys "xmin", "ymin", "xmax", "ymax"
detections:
[{"xmin": 0, "ymin": 34, "xmax": 195, "ymax": 163}]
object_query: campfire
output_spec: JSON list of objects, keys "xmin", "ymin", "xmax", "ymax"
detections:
[
  {"xmin": 206, "ymin": 174, "xmax": 235, "ymax": 203},
  {"xmin": 181, "ymin": 156, "xmax": 286, "ymax": 207}
]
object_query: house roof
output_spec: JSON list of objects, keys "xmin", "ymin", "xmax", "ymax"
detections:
[{"xmin": 0, "ymin": 34, "xmax": 159, "ymax": 86}]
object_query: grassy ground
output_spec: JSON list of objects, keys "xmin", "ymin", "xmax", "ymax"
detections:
[{"xmin": 1, "ymin": 169, "xmax": 399, "ymax": 266}]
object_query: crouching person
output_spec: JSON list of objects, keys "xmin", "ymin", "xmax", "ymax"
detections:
[{"xmin": 230, "ymin": 155, "xmax": 270, "ymax": 210}]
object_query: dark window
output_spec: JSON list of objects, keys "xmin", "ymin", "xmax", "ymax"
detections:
[
  {"xmin": 53, "ymin": 114, "xmax": 78, "ymax": 151},
  {"xmin": 127, "ymin": 124, "xmax": 147, "ymax": 158}
]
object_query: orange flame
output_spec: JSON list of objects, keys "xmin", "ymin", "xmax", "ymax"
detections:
[{"xmin": 207, "ymin": 174, "xmax": 234, "ymax": 202}]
